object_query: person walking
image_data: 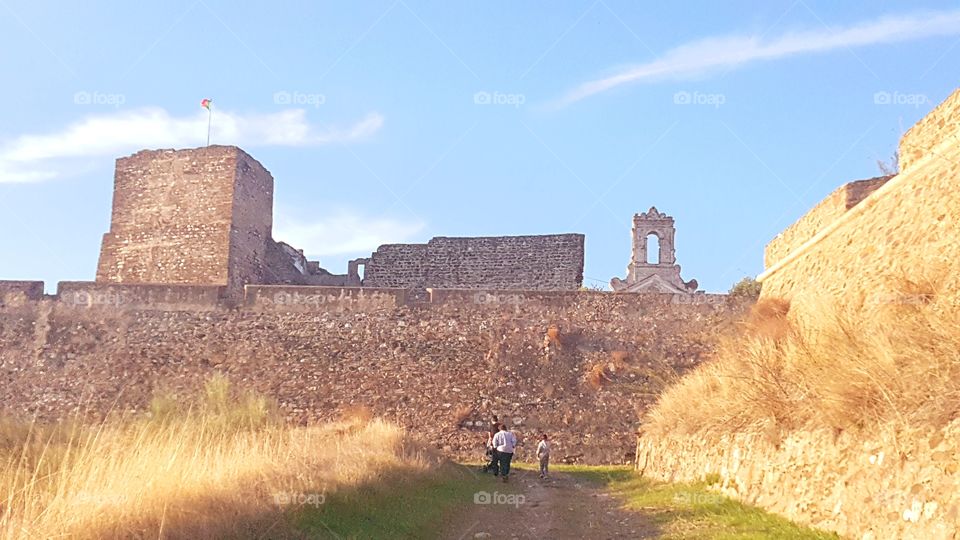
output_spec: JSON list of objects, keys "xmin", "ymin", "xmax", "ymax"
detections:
[
  {"xmin": 492, "ymin": 423, "xmax": 517, "ymax": 483},
  {"xmin": 537, "ymin": 434, "xmax": 551, "ymax": 479},
  {"xmin": 483, "ymin": 415, "xmax": 500, "ymax": 475}
]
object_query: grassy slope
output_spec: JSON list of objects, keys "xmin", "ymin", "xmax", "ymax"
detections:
[
  {"xmin": 562, "ymin": 466, "xmax": 838, "ymax": 540},
  {"xmin": 294, "ymin": 462, "xmax": 479, "ymax": 539}
]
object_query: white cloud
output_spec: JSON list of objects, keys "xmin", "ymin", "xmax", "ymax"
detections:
[
  {"xmin": 0, "ymin": 108, "xmax": 384, "ymax": 183},
  {"xmin": 555, "ymin": 8, "xmax": 960, "ymax": 107},
  {"xmin": 273, "ymin": 210, "xmax": 425, "ymax": 258}
]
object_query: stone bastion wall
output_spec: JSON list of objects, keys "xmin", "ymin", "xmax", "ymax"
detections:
[
  {"xmin": 760, "ymin": 88, "xmax": 960, "ymax": 313},
  {"xmin": 0, "ymin": 280, "xmax": 746, "ymax": 465},
  {"xmin": 634, "ymin": 89, "xmax": 960, "ymax": 539}
]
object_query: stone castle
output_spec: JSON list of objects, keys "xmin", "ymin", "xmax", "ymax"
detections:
[
  {"xmin": 91, "ymin": 145, "xmax": 667, "ymax": 298},
  {"xmin": 4, "ymin": 86, "xmax": 955, "ymax": 482},
  {"xmin": 0, "ymin": 131, "xmax": 721, "ymax": 466}
]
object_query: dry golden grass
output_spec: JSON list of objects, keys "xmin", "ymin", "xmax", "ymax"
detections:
[
  {"xmin": 646, "ymin": 289, "xmax": 960, "ymax": 438},
  {"xmin": 0, "ymin": 377, "xmax": 429, "ymax": 539}
]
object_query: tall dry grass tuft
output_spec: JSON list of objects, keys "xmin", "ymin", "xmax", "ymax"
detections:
[
  {"xmin": 645, "ymin": 285, "xmax": 960, "ymax": 439},
  {"xmin": 0, "ymin": 376, "xmax": 429, "ymax": 539}
]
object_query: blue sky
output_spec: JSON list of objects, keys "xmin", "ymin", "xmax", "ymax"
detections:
[{"xmin": 1, "ymin": 1, "xmax": 958, "ymax": 292}]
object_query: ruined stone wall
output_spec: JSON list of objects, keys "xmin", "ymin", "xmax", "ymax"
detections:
[
  {"xmin": 0, "ymin": 285, "xmax": 744, "ymax": 464},
  {"xmin": 637, "ymin": 424, "xmax": 960, "ymax": 539},
  {"xmin": 363, "ymin": 234, "xmax": 585, "ymax": 290},
  {"xmin": 759, "ymin": 89, "xmax": 960, "ymax": 311}
]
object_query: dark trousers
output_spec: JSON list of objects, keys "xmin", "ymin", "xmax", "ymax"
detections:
[{"xmin": 498, "ymin": 451, "xmax": 514, "ymax": 476}]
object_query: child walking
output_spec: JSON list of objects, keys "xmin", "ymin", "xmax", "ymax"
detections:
[{"xmin": 537, "ymin": 434, "xmax": 550, "ymax": 479}]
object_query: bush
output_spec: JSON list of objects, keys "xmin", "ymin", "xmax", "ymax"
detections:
[{"xmin": 728, "ymin": 277, "xmax": 762, "ymax": 300}]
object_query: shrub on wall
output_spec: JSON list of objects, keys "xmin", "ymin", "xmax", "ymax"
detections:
[{"xmin": 728, "ymin": 277, "xmax": 762, "ymax": 300}]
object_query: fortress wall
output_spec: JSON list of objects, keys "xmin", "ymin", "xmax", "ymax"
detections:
[
  {"xmin": 424, "ymin": 234, "xmax": 584, "ymax": 290},
  {"xmin": 226, "ymin": 151, "xmax": 274, "ymax": 295},
  {"xmin": 363, "ymin": 234, "xmax": 585, "ymax": 290},
  {"xmin": 96, "ymin": 147, "xmax": 244, "ymax": 286},
  {"xmin": 0, "ymin": 281, "xmax": 44, "ymax": 307},
  {"xmin": 243, "ymin": 285, "xmax": 407, "ymax": 311},
  {"xmin": 637, "ymin": 422, "xmax": 960, "ymax": 539},
  {"xmin": 0, "ymin": 289, "xmax": 748, "ymax": 464},
  {"xmin": 759, "ymin": 90, "xmax": 960, "ymax": 310},
  {"xmin": 636, "ymin": 90, "xmax": 960, "ymax": 539},
  {"xmin": 56, "ymin": 282, "xmax": 225, "ymax": 311},
  {"xmin": 900, "ymin": 88, "xmax": 960, "ymax": 172},
  {"xmin": 763, "ymin": 177, "xmax": 890, "ymax": 268},
  {"xmin": 363, "ymin": 244, "xmax": 429, "ymax": 288}
]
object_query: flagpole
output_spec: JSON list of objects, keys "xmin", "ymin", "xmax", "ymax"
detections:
[{"xmin": 206, "ymin": 105, "xmax": 212, "ymax": 146}]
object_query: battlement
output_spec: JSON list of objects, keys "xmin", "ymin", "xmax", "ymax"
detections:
[{"xmin": 0, "ymin": 280, "xmax": 727, "ymax": 313}]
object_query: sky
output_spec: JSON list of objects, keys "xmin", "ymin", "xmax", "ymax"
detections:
[{"xmin": 1, "ymin": 1, "xmax": 958, "ymax": 292}]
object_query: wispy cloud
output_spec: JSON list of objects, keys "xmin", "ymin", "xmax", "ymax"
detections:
[
  {"xmin": 0, "ymin": 108, "xmax": 384, "ymax": 183},
  {"xmin": 555, "ymin": 8, "xmax": 960, "ymax": 107},
  {"xmin": 274, "ymin": 210, "xmax": 425, "ymax": 258}
]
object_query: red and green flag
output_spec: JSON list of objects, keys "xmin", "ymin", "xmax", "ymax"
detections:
[{"xmin": 201, "ymin": 98, "xmax": 212, "ymax": 110}]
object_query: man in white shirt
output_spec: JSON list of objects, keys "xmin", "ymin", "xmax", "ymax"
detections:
[{"xmin": 492, "ymin": 424, "xmax": 518, "ymax": 482}]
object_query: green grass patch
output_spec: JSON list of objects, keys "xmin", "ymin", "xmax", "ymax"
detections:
[
  {"xmin": 561, "ymin": 465, "xmax": 838, "ymax": 540},
  {"xmin": 294, "ymin": 462, "xmax": 480, "ymax": 539}
]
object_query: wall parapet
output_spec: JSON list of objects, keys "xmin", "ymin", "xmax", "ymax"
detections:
[
  {"xmin": 0, "ymin": 281, "xmax": 739, "ymax": 313},
  {"xmin": 243, "ymin": 285, "xmax": 408, "ymax": 311},
  {"xmin": 55, "ymin": 282, "xmax": 226, "ymax": 311},
  {"xmin": 0, "ymin": 281, "xmax": 45, "ymax": 307}
]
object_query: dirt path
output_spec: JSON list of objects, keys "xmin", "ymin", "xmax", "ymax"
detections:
[{"xmin": 442, "ymin": 466, "xmax": 659, "ymax": 539}]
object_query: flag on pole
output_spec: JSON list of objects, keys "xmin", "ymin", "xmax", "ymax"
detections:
[{"xmin": 201, "ymin": 98, "xmax": 213, "ymax": 146}]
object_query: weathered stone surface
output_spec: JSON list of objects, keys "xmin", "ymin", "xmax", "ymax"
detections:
[
  {"xmin": 764, "ymin": 176, "xmax": 891, "ymax": 269},
  {"xmin": 637, "ymin": 423, "xmax": 960, "ymax": 540},
  {"xmin": 760, "ymin": 88, "xmax": 960, "ymax": 311},
  {"xmin": 363, "ymin": 234, "xmax": 585, "ymax": 290},
  {"xmin": 96, "ymin": 146, "xmax": 274, "ymax": 300},
  {"xmin": 0, "ymin": 286, "xmax": 745, "ymax": 464}
]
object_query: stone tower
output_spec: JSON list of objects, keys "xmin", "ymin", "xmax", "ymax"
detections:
[
  {"xmin": 610, "ymin": 207, "xmax": 698, "ymax": 293},
  {"xmin": 96, "ymin": 146, "xmax": 274, "ymax": 298}
]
